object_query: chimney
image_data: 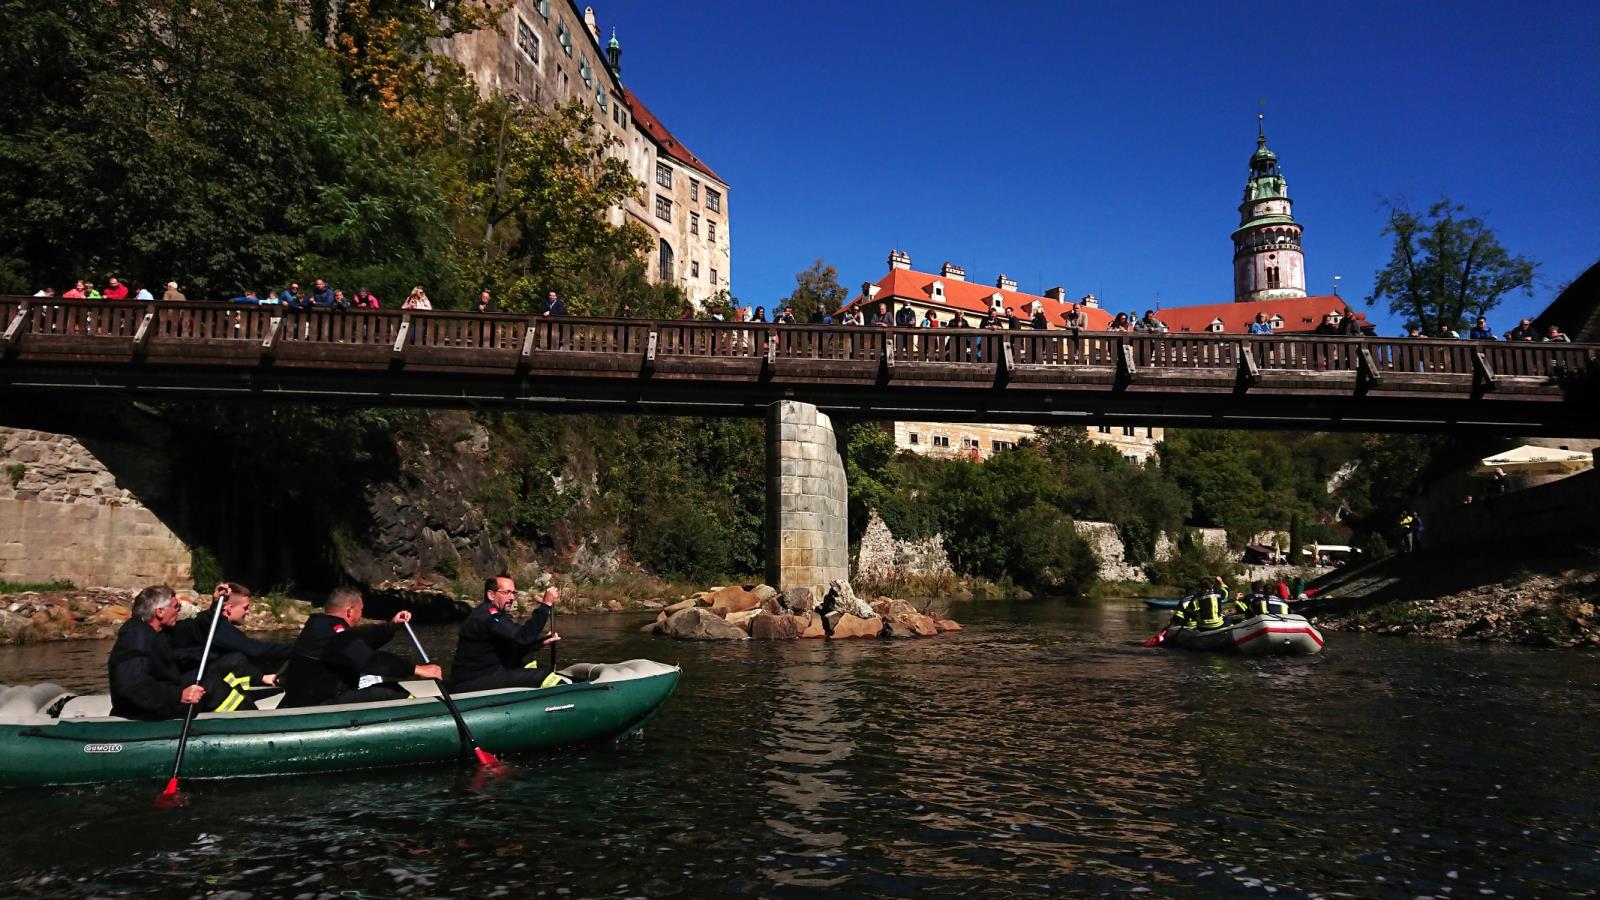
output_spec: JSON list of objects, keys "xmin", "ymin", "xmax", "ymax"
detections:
[
  {"xmin": 996, "ymin": 273, "xmax": 1017, "ymax": 293},
  {"xmin": 1081, "ymin": 292, "xmax": 1099, "ymax": 309},
  {"xmin": 939, "ymin": 261, "xmax": 966, "ymax": 281},
  {"xmin": 888, "ymin": 248, "xmax": 911, "ymax": 270},
  {"xmin": 584, "ymin": 6, "xmax": 599, "ymax": 40},
  {"xmin": 1044, "ymin": 286, "xmax": 1067, "ymax": 302}
]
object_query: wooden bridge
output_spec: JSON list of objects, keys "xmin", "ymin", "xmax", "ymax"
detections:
[{"xmin": 2, "ymin": 298, "xmax": 1596, "ymax": 435}]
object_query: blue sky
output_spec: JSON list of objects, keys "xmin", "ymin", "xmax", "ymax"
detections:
[{"xmin": 598, "ymin": 1, "xmax": 1599, "ymax": 333}]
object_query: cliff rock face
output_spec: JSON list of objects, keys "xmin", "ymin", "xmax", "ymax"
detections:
[
  {"xmin": 0, "ymin": 426, "xmax": 191, "ymax": 589},
  {"xmin": 344, "ymin": 413, "xmax": 506, "ymax": 586}
]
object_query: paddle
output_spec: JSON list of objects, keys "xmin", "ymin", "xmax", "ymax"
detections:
[
  {"xmin": 547, "ymin": 602, "xmax": 558, "ymax": 673},
  {"xmin": 402, "ymin": 620, "xmax": 499, "ymax": 767},
  {"xmin": 161, "ymin": 586, "xmax": 229, "ymax": 804},
  {"xmin": 1143, "ymin": 629, "xmax": 1167, "ymax": 647}
]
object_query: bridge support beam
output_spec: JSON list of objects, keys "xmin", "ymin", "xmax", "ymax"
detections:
[{"xmin": 765, "ymin": 401, "xmax": 849, "ymax": 598}]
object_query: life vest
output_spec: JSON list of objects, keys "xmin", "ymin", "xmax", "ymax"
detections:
[{"xmin": 1191, "ymin": 591, "xmax": 1225, "ymax": 630}]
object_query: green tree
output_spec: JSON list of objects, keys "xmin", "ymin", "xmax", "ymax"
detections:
[
  {"xmin": 781, "ymin": 258, "xmax": 848, "ymax": 322},
  {"xmin": 1367, "ymin": 198, "xmax": 1537, "ymax": 334}
]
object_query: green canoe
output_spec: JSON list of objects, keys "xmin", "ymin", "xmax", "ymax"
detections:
[{"xmin": 0, "ymin": 659, "xmax": 678, "ymax": 788}]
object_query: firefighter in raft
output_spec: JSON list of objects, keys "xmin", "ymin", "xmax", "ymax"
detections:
[{"xmin": 448, "ymin": 575, "xmax": 564, "ymax": 692}]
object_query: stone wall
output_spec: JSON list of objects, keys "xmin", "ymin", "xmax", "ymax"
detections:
[
  {"xmin": 765, "ymin": 402, "xmax": 849, "ymax": 597},
  {"xmin": 854, "ymin": 509, "xmax": 954, "ymax": 583},
  {"xmin": 0, "ymin": 427, "xmax": 191, "ymax": 589},
  {"xmin": 1079, "ymin": 521, "xmax": 1231, "ymax": 583}
]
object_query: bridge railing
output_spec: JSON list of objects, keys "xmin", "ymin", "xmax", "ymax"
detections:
[{"xmin": 2, "ymin": 299, "xmax": 1594, "ymax": 382}]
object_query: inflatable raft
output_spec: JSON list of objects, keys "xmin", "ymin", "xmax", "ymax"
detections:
[
  {"xmin": 1161, "ymin": 613, "xmax": 1323, "ymax": 656},
  {"xmin": 0, "ymin": 659, "xmax": 678, "ymax": 788}
]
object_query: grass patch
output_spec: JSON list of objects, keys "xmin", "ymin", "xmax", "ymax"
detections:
[
  {"xmin": 4, "ymin": 463, "xmax": 23, "ymax": 488},
  {"xmin": 0, "ymin": 580, "xmax": 75, "ymax": 593},
  {"xmin": 1352, "ymin": 600, "xmax": 1442, "ymax": 629}
]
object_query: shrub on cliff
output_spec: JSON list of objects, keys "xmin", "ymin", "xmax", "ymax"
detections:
[{"xmin": 1000, "ymin": 505, "xmax": 1098, "ymax": 596}]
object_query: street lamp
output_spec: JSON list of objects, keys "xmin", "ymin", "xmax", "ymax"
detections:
[{"xmin": 1332, "ymin": 274, "xmax": 1342, "ymax": 296}]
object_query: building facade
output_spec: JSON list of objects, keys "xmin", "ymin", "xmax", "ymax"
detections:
[
  {"xmin": 625, "ymin": 88, "xmax": 732, "ymax": 302},
  {"xmin": 894, "ymin": 422, "xmax": 1162, "ymax": 464},
  {"xmin": 437, "ymin": 3, "xmax": 729, "ymax": 304},
  {"xmin": 1232, "ymin": 116, "xmax": 1306, "ymax": 302}
]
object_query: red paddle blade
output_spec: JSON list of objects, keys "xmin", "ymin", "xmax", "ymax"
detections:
[
  {"xmin": 156, "ymin": 778, "xmax": 186, "ymax": 808},
  {"xmin": 473, "ymin": 747, "xmax": 501, "ymax": 767},
  {"xmin": 1143, "ymin": 629, "xmax": 1167, "ymax": 647}
]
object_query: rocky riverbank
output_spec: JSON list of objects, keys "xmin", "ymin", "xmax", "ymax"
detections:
[
  {"xmin": 0, "ymin": 588, "xmax": 316, "ymax": 645},
  {"xmin": 1314, "ymin": 567, "xmax": 1600, "ymax": 648},
  {"xmin": 643, "ymin": 581, "xmax": 961, "ymax": 641}
]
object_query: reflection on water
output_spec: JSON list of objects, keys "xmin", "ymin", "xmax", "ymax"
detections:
[{"xmin": 2, "ymin": 600, "xmax": 1598, "ymax": 897}]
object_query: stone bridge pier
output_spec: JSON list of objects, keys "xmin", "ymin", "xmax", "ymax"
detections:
[{"xmin": 765, "ymin": 401, "xmax": 849, "ymax": 598}]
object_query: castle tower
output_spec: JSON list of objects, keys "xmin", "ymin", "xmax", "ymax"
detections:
[{"xmin": 1232, "ymin": 115, "xmax": 1306, "ymax": 301}]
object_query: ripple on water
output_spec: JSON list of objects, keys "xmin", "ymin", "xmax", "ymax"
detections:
[{"xmin": 1, "ymin": 604, "xmax": 1598, "ymax": 897}]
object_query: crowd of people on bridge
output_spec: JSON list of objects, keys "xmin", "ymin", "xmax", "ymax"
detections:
[
  {"xmin": 25, "ymin": 275, "xmax": 1579, "ymax": 342},
  {"xmin": 107, "ymin": 577, "xmax": 565, "ymax": 720}
]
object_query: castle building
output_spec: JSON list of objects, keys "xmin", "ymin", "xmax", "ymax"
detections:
[
  {"xmin": 436, "ymin": 3, "xmax": 729, "ymax": 303},
  {"xmin": 1232, "ymin": 115, "xmax": 1306, "ymax": 302}
]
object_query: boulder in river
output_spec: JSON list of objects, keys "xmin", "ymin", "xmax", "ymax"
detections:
[
  {"xmin": 661, "ymin": 608, "xmax": 749, "ymax": 641},
  {"xmin": 663, "ymin": 597, "xmax": 697, "ymax": 615},
  {"xmin": 830, "ymin": 613, "xmax": 883, "ymax": 639},
  {"xmin": 783, "ymin": 587, "xmax": 815, "ymax": 614},
  {"xmin": 750, "ymin": 584, "xmax": 779, "ymax": 603},
  {"xmin": 800, "ymin": 613, "xmax": 826, "ymax": 639},
  {"xmin": 709, "ymin": 586, "xmax": 761, "ymax": 616},
  {"xmin": 885, "ymin": 612, "xmax": 939, "ymax": 638},
  {"xmin": 725, "ymin": 608, "xmax": 761, "ymax": 630},
  {"xmin": 749, "ymin": 613, "xmax": 809, "ymax": 641}
]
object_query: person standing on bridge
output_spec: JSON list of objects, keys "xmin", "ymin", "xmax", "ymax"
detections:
[
  {"xmin": 353, "ymin": 287, "xmax": 382, "ymax": 310},
  {"xmin": 1469, "ymin": 317, "xmax": 1496, "ymax": 340},
  {"xmin": 162, "ymin": 281, "xmax": 186, "ymax": 302},
  {"xmin": 540, "ymin": 290, "xmax": 566, "ymax": 317},
  {"xmin": 1542, "ymin": 325, "xmax": 1571, "ymax": 342},
  {"xmin": 103, "ymin": 276, "xmax": 129, "ymax": 301},
  {"xmin": 402, "ymin": 286, "xmax": 432, "ymax": 310},
  {"xmin": 1248, "ymin": 312, "xmax": 1274, "ymax": 334},
  {"xmin": 1505, "ymin": 319, "xmax": 1535, "ymax": 341},
  {"xmin": 472, "ymin": 290, "xmax": 494, "ymax": 313},
  {"xmin": 308, "ymin": 278, "xmax": 335, "ymax": 308}
]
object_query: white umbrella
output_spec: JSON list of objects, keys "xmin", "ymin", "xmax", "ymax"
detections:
[{"xmin": 1473, "ymin": 445, "xmax": 1595, "ymax": 477}]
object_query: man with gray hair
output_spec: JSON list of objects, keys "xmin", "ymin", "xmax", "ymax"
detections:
[{"xmin": 108, "ymin": 585, "xmax": 255, "ymax": 719}]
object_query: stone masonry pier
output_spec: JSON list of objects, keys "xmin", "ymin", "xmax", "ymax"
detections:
[{"xmin": 765, "ymin": 401, "xmax": 849, "ymax": 597}]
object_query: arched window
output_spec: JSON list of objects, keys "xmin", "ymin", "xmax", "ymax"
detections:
[
  {"xmin": 659, "ymin": 239, "xmax": 674, "ymax": 281},
  {"xmin": 1266, "ymin": 266, "xmax": 1281, "ymax": 289}
]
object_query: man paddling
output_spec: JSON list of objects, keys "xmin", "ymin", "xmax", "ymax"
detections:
[
  {"xmin": 108, "ymin": 585, "xmax": 257, "ymax": 720},
  {"xmin": 280, "ymin": 587, "xmax": 441, "ymax": 707},
  {"xmin": 448, "ymin": 577, "xmax": 563, "ymax": 692},
  {"xmin": 168, "ymin": 582, "xmax": 293, "ymax": 686}
]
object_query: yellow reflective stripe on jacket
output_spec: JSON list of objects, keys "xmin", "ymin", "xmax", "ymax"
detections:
[
  {"xmin": 215, "ymin": 672, "xmax": 250, "ymax": 712},
  {"xmin": 539, "ymin": 672, "xmax": 566, "ymax": 688}
]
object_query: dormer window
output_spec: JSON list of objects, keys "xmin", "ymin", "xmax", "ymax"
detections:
[
  {"xmin": 1328, "ymin": 311, "xmax": 1343, "ymax": 324},
  {"xmin": 930, "ymin": 281, "xmax": 945, "ymax": 302},
  {"xmin": 1270, "ymin": 315, "xmax": 1284, "ymax": 329},
  {"xmin": 1208, "ymin": 318, "xmax": 1224, "ymax": 333}
]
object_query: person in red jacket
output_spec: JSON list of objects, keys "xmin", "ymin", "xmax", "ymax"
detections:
[{"xmin": 102, "ymin": 276, "xmax": 130, "ymax": 300}]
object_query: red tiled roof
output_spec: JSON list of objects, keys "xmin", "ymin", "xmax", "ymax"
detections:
[
  {"xmin": 1155, "ymin": 295, "xmax": 1370, "ymax": 334},
  {"xmin": 623, "ymin": 87, "xmax": 723, "ymax": 183},
  {"xmin": 843, "ymin": 268, "xmax": 1115, "ymax": 328}
]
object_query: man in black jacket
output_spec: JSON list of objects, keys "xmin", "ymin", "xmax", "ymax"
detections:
[
  {"xmin": 280, "ymin": 588, "xmax": 440, "ymax": 707},
  {"xmin": 168, "ymin": 582, "xmax": 293, "ymax": 685},
  {"xmin": 108, "ymin": 585, "xmax": 256, "ymax": 720},
  {"xmin": 449, "ymin": 577, "xmax": 562, "ymax": 692}
]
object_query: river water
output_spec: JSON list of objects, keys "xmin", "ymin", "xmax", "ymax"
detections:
[{"xmin": 1, "ymin": 599, "xmax": 1598, "ymax": 898}]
